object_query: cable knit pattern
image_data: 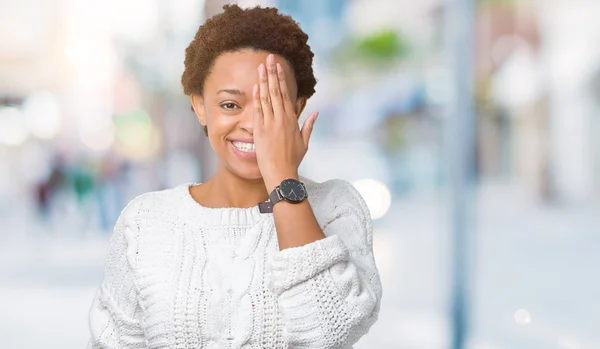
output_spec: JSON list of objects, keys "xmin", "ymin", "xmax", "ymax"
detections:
[
  {"xmin": 87, "ymin": 177, "xmax": 382, "ymax": 349},
  {"xmin": 269, "ymin": 235, "xmax": 349, "ymax": 296}
]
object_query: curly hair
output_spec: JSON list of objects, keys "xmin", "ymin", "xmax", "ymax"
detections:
[{"xmin": 181, "ymin": 4, "xmax": 317, "ymax": 100}]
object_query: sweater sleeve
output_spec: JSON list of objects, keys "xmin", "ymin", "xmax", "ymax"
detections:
[
  {"xmin": 268, "ymin": 180, "xmax": 383, "ymax": 349},
  {"xmin": 87, "ymin": 199, "xmax": 147, "ymax": 349}
]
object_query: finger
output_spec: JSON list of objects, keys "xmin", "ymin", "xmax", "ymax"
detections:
[
  {"xmin": 276, "ymin": 63, "xmax": 296, "ymax": 117},
  {"xmin": 300, "ymin": 112, "xmax": 318, "ymax": 147},
  {"xmin": 253, "ymin": 83, "xmax": 263, "ymax": 128},
  {"xmin": 266, "ymin": 54, "xmax": 286, "ymax": 122},
  {"xmin": 258, "ymin": 63, "xmax": 273, "ymax": 124}
]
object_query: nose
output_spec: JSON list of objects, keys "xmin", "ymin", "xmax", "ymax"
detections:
[{"xmin": 239, "ymin": 105, "xmax": 254, "ymax": 134}]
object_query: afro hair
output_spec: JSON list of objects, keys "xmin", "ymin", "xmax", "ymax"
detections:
[{"xmin": 181, "ymin": 4, "xmax": 317, "ymax": 99}]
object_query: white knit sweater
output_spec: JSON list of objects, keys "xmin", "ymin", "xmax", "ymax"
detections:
[{"xmin": 87, "ymin": 177, "xmax": 382, "ymax": 349}]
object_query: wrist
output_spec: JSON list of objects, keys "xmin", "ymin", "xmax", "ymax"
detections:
[{"xmin": 263, "ymin": 171, "xmax": 299, "ymax": 192}]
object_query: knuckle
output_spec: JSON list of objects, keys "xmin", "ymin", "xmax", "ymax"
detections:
[
  {"xmin": 270, "ymin": 88, "xmax": 280, "ymax": 97},
  {"xmin": 268, "ymin": 67, "xmax": 277, "ymax": 75},
  {"xmin": 281, "ymin": 91, "xmax": 290, "ymax": 101},
  {"xmin": 254, "ymin": 106, "xmax": 262, "ymax": 115},
  {"xmin": 261, "ymin": 95, "xmax": 271, "ymax": 105}
]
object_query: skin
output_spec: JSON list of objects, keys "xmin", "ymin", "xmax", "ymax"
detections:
[{"xmin": 190, "ymin": 49, "xmax": 326, "ymax": 250}]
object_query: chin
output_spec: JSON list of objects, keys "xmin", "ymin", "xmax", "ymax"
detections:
[{"xmin": 226, "ymin": 161, "xmax": 263, "ymax": 181}]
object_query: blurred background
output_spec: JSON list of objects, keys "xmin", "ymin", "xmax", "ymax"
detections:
[{"xmin": 1, "ymin": 0, "xmax": 599, "ymax": 348}]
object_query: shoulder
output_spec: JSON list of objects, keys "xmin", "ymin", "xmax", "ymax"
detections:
[
  {"xmin": 117, "ymin": 182, "xmax": 192, "ymax": 225},
  {"xmin": 302, "ymin": 177, "xmax": 370, "ymax": 216},
  {"xmin": 302, "ymin": 177, "xmax": 374, "ymax": 248}
]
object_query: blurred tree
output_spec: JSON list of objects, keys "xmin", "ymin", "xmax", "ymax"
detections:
[
  {"xmin": 356, "ymin": 30, "xmax": 408, "ymax": 61},
  {"xmin": 332, "ymin": 29, "xmax": 410, "ymax": 70}
]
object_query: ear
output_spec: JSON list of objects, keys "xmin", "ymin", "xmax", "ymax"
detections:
[
  {"xmin": 190, "ymin": 94, "xmax": 207, "ymax": 126},
  {"xmin": 294, "ymin": 98, "xmax": 307, "ymax": 119}
]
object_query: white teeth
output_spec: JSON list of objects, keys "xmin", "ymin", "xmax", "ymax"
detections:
[{"xmin": 232, "ymin": 141, "xmax": 255, "ymax": 153}]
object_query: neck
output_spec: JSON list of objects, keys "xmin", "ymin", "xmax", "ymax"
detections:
[{"xmin": 202, "ymin": 168, "xmax": 269, "ymax": 209}]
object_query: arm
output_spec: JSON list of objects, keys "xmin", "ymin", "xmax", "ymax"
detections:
[
  {"xmin": 265, "ymin": 172, "xmax": 325, "ymax": 250},
  {"xmin": 87, "ymin": 200, "xmax": 147, "ymax": 349},
  {"xmin": 268, "ymin": 180, "xmax": 383, "ymax": 349},
  {"xmin": 252, "ymin": 55, "xmax": 382, "ymax": 347}
]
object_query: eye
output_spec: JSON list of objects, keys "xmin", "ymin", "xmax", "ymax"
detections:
[{"xmin": 220, "ymin": 102, "xmax": 240, "ymax": 111}]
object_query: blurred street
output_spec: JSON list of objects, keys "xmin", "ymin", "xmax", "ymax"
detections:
[{"xmin": 2, "ymin": 0, "xmax": 600, "ymax": 347}]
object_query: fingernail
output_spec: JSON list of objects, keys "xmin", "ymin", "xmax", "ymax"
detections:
[
  {"xmin": 276, "ymin": 63, "xmax": 283, "ymax": 76},
  {"xmin": 267, "ymin": 54, "xmax": 274, "ymax": 65},
  {"xmin": 311, "ymin": 113, "xmax": 318, "ymax": 125}
]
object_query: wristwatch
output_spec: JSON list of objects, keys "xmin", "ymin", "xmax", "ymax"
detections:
[{"xmin": 258, "ymin": 178, "xmax": 307, "ymax": 213}]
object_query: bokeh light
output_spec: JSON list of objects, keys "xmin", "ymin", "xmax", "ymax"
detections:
[
  {"xmin": 112, "ymin": 108, "xmax": 160, "ymax": 161},
  {"xmin": 514, "ymin": 309, "xmax": 532, "ymax": 325},
  {"xmin": 79, "ymin": 120, "xmax": 116, "ymax": 152},
  {"xmin": 0, "ymin": 107, "xmax": 28, "ymax": 146},
  {"xmin": 352, "ymin": 178, "xmax": 392, "ymax": 220},
  {"xmin": 22, "ymin": 91, "xmax": 62, "ymax": 139},
  {"xmin": 115, "ymin": 109, "xmax": 152, "ymax": 148}
]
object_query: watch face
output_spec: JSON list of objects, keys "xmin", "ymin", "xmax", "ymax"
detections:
[{"xmin": 279, "ymin": 179, "xmax": 306, "ymax": 203}]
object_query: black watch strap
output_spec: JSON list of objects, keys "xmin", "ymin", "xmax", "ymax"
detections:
[
  {"xmin": 258, "ymin": 199, "xmax": 273, "ymax": 213},
  {"xmin": 269, "ymin": 186, "xmax": 283, "ymax": 205},
  {"xmin": 258, "ymin": 179, "xmax": 307, "ymax": 214},
  {"xmin": 258, "ymin": 186, "xmax": 282, "ymax": 213}
]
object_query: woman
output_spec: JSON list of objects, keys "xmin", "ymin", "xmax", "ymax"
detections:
[{"xmin": 87, "ymin": 4, "xmax": 382, "ymax": 349}]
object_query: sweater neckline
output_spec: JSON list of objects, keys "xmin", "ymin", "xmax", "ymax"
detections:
[{"xmin": 179, "ymin": 181, "xmax": 268, "ymax": 226}]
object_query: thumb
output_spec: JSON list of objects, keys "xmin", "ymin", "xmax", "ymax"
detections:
[{"xmin": 301, "ymin": 112, "xmax": 318, "ymax": 147}]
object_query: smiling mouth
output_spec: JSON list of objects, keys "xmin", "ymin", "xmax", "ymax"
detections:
[{"xmin": 231, "ymin": 141, "xmax": 255, "ymax": 153}]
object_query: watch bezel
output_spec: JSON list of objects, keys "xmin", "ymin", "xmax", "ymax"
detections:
[{"xmin": 278, "ymin": 178, "xmax": 307, "ymax": 204}]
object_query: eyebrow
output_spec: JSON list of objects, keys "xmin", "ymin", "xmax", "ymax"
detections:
[{"xmin": 217, "ymin": 89, "xmax": 244, "ymax": 95}]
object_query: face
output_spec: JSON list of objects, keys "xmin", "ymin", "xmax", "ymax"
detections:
[{"xmin": 191, "ymin": 49, "xmax": 306, "ymax": 180}]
